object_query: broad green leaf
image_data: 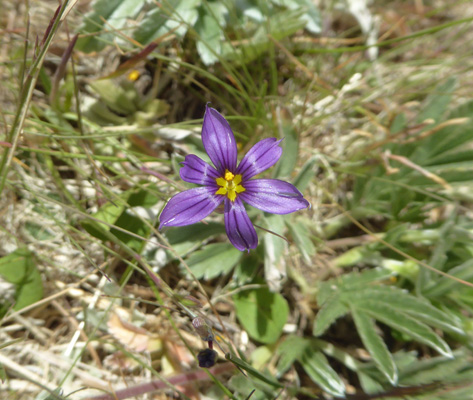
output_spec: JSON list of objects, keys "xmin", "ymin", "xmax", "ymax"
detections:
[
  {"xmin": 0, "ymin": 248, "xmax": 43, "ymax": 311},
  {"xmin": 274, "ymin": 0, "xmax": 322, "ymax": 33},
  {"xmin": 111, "ymin": 211, "xmax": 150, "ymax": 253},
  {"xmin": 276, "ymin": 335, "xmax": 310, "ymax": 376},
  {"xmin": 233, "ymin": 287, "xmax": 289, "ymax": 344},
  {"xmin": 356, "ymin": 300, "xmax": 452, "ymax": 357},
  {"xmin": 131, "ymin": 6, "xmax": 170, "ymax": 44},
  {"xmin": 296, "ymin": 0, "xmax": 322, "ymax": 33},
  {"xmin": 185, "ymin": 243, "xmax": 242, "ymax": 279},
  {"xmin": 250, "ymin": 346, "xmax": 274, "ymax": 370},
  {"xmin": 313, "ymin": 295, "xmax": 349, "ymax": 337},
  {"xmin": 299, "ymin": 348, "xmax": 346, "ymax": 397},
  {"xmin": 76, "ymin": 0, "xmax": 146, "ymax": 52},
  {"xmin": 195, "ymin": 3, "xmax": 226, "ymax": 65},
  {"xmin": 351, "ymin": 308, "xmax": 397, "ymax": 384},
  {"xmin": 82, "ymin": 188, "xmax": 158, "ymax": 248},
  {"xmin": 132, "ymin": 0, "xmax": 200, "ymax": 44},
  {"xmin": 127, "ymin": 187, "xmax": 160, "ymax": 208},
  {"xmin": 165, "ymin": 222, "xmax": 226, "ymax": 257},
  {"xmin": 221, "ymin": 9, "xmax": 306, "ymax": 64},
  {"xmin": 233, "ymin": 252, "xmax": 260, "ymax": 285},
  {"xmin": 81, "ymin": 201, "xmax": 126, "ymax": 241}
]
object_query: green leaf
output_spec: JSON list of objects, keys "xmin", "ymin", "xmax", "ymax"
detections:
[
  {"xmin": 233, "ymin": 252, "xmax": 260, "ymax": 285},
  {"xmin": 286, "ymin": 220, "xmax": 316, "ymax": 264},
  {"xmin": 274, "ymin": 122, "xmax": 298, "ymax": 179},
  {"xmin": 317, "ymin": 268, "xmax": 394, "ymax": 305},
  {"xmin": 416, "ymin": 77, "xmax": 456, "ymax": 124},
  {"xmin": 88, "ymin": 80, "xmax": 137, "ymax": 115},
  {"xmin": 356, "ymin": 299, "xmax": 452, "ymax": 357},
  {"xmin": 221, "ymin": 9, "xmax": 306, "ymax": 64},
  {"xmin": 292, "ymin": 156, "xmax": 317, "ymax": 192},
  {"xmin": 351, "ymin": 308, "xmax": 398, "ymax": 384},
  {"xmin": 226, "ymin": 352, "xmax": 283, "ymax": 389},
  {"xmin": 132, "ymin": 0, "xmax": 200, "ymax": 44},
  {"xmin": 277, "ymin": 336, "xmax": 347, "ymax": 396},
  {"xmin": 250, "ymin": 346, "xmax": 274, "ymax": 370},
  {"xmin": 185, "ymin": 243, "xmax": 242, "ymax": 280},
  {"xmin": 349, "ymin": 286, "xmax": 463, "ymax": 336},
  {"xmin": 357, "ymin": 371, "xmax": 385, "ymax": 395},
  {"xmin": 110, "ymin": 211, "xmax": 150, "ymax": 253},
  {"xmin": 263, "ymin": 214, "xmax": 287, "ymax": 291},
  {"xmin": 299, "ymin": 348, "xmax": 346, "ymax": 397},
  {"xmin": 228, "ymin": 374, "xmax": 274, "ymax": 400},
  {"xmin": 233, "ymin": 287, "xmax": 289, "ymax": 344},
  {"xmin": 127, "ymin": 187, "xmax": 160, "ymax": 207},
  {"xmin": 313, "ymin": 295, "xmax": 349, "ymax": 336},
  {"xmin": 81, "ymin": 201, "xmax": 126, "ymax": 242},
  {"xmin": 76, "ymin": 0, "xmax": 146, "ymax": 52},
  {"xmin": 428, "ymin": 100, "xmax": 473, "ymax": 160},
  {"xmin": 399, "ymin": 351, "xmax": 471, "ymax": 386},
  {"xmin": 24, "ymin": 221, "xmax": 55, "ymax": 241},
  {"xmin": 0, "ymin": 248, "xmax": 43, "ymax": 311},
  {"xmin": 0, "ymin": 362, "xmax": 5, "ymax": 383},
  {"xmin": 424, "ymin": 259, "xmax": 473, "ymax": 298},
  {"xmin": 276, "ymin": 335, "xmax": 310, "ymax": 376},
  {"xmin": 276, "ymin": 0, "xmax": 321, "ymax": 33},
  {"xmin": 165, "ymin": 222, "xmax": 225, "ymax": 257},
  {"xmin": 82, "ymin": 188, "xmax": 159, "ymax": 250},
  {"xmin": 195, "ymin": 3, "xmax": 226, "ymax": 65},
  {"xmin": 131, "ymin": 6, "xmax": 170, "ymax": 44}
]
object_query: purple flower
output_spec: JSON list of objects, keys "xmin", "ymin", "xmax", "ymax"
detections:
[{"xmin": 159, "ymin": 105, "xmax": 310, "ymax": 251}]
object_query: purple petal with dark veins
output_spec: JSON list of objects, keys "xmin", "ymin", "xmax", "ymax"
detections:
[
  {"xmin": 236, "ymin": 138, "xmax": 283, "ymax": 180},
  {"xmin": 202, "ymin": 105, "xmax": 238, "ymax": 175},
  {"xmin": 224, "ymin": 198, "xmax": 258, "ymax": 251},
  {"xmin": 180, "ymin": 154, "xmax": 220, "ymax": 186},
  {"xmin": 159, "ymin": 187, "xmax": 223, "ymax": 228},
  {"xmin": 240, "ymin": 179, "xmax": 310, "ymax": 214}
]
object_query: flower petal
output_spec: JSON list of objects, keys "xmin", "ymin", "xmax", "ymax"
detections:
[
  {"xmin": 224, "ymin": 198, "xmax": 258, "ymax": 251},
  {"xmin": 180, "ymin": 154, "xmax": 220, "ymax": 186},
  {"xmin": 202, "ymin": 105, "xmax": 238, "ymax": 174},
  {"xmin": 236, "ymin": 138, "xmax": 283, "ymax": 180},
  {"xmin": 159, "ymin": 187, "xmax": 223, "ymax": 228},
  {"xmin": 240, "ymin": 179, "xmax": 310, "ymax": 214}
]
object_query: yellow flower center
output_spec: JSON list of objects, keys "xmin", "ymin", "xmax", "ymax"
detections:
[{"xmin": 215, "ymin": 169, "xmax": 245, "ymax": 202}]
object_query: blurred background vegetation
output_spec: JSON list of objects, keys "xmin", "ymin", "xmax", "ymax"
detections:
[{"xmin": 1, "ymin": 0, "xmax": 473, "ymax": 399}]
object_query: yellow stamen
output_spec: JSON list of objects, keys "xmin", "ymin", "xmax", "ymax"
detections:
[
  {"xmin": 215, "ymin": 170, "xmax": 245, "ymax": 202},
  {"xmin": 127, "ymin": 70, "xmax": 140, "ymax": 81}
]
